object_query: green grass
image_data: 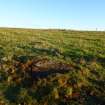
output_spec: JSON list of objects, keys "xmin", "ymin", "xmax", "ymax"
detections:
[{"xmin": 0, "ymin": 28, "xmax": 105, "ymax": 105}]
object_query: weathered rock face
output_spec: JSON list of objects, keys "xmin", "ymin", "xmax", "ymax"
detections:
[
  {"xmin": 31, "ymin": 59, "xmax": 72, "ymax": 78},
  {"xmin": 14, "ymin": 57, "xmax": 73, "ymax": 78},
  {"xmin": 32, "ymin": 59, "xmax": 71, "ymax": 71}
]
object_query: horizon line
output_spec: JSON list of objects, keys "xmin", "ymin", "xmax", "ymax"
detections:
[{"xmin": 0, "ymin": 26, "xmax": 105, "ymax": 32}]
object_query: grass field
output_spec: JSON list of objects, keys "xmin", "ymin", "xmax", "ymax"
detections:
[{"xmin": 0, "ymin": 28, "xmax": 105, "ymax": 105}]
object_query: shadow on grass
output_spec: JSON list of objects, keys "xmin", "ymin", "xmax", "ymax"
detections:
[
  {"xmin": 31, "ymin": 68, "xmax": 70, "ymax": 79},
  {"xmin": 81, "ymin": 84, "xmax": 105, "ymax": 105},
  {"xmin": 63, "ymin": 48, "xmax": 95, "ymax": 61},
  {"xmin": 0, "ymin": 47, "xmax": 5, "ymax": 59},
  {"xmin": 29, "ymin": 85, "xmax": 52, "ymax": 102},
  {"xmin": 3, "ymin": 84, "xmax": 21, "ymax": 103},
  {"xmin": 17, "ymin": 44, "xmax": 105, "ymax": 65},
  {"xmin": 88, "ymin": 78, "xmax": 105, "ymax": 90},
  {"xmin": 63, "ymin": 47, "xmax": 105, "ymax": 66},
  {"xmin": 17, "ymin": 45, "xmax": 62, "ymax": 57}
]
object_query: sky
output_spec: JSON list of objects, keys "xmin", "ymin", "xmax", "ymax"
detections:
[{"xmin": 0, "ymin": 0, "xmax": 105, "ymax": 30}]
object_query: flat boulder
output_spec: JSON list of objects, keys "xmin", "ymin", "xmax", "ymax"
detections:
[{"xmin": 14, "ymin": 57, "xmax": 73, "ymax": 78}]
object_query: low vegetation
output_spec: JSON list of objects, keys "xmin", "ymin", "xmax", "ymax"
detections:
[{"xmin": 0, "ymin": 28, "xmax": 105, "ymax": 105}]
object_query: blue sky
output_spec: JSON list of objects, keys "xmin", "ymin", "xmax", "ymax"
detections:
[{"xmin": 0, "ymin": 0, "xmax": 105, "ymax": 30}]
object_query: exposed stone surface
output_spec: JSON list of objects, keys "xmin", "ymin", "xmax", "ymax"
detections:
[{"xmin": 14, "ymin": 57, "xmax": 73, "ymax": 78}]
